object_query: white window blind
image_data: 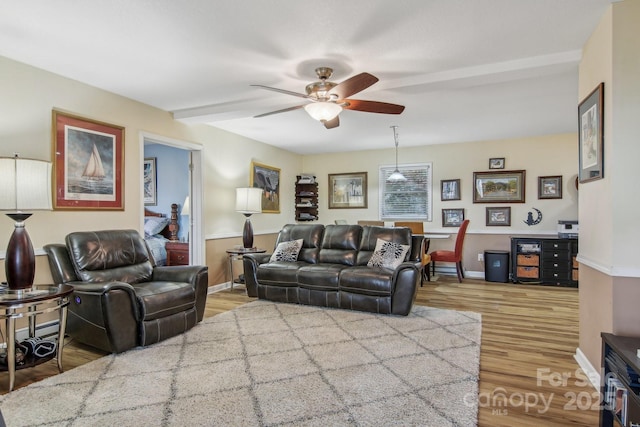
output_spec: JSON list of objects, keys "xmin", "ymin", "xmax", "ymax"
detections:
[{"xmin": 379, "ymin": 163, "xmax": 432, "ymax": 221}]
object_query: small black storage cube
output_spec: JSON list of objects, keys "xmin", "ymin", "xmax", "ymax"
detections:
[{"xmin": 485, "ymin": 250, "xmax": 510, "ymax": 283}]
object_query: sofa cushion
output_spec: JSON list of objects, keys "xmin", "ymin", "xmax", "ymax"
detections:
[
  {"xmin": 276, "ymin": 224, "xmax": 324, "ymax": 264},
  {"xmin": 357, "ymin": 226, "xmax": 412, "ymax": 266},
  {"xmin": 66, "ymin": 229, "xmax": 153, "ymax": 284},
  {"xmin": 298, "ymin": 264, "xmax": 347, "ymax": 291},
  {"xmin": 133, "ymin": 281, "xmax": 196, "ymax": 321},
  {"xmin": 318, "ymin": 224, "xmax": 361, "ymax": 265},
  {"xmin": 339, "ymin": 266, "xmax": 394, "ymax": 296},
  {"xmin": 257, "ymin": 261, "xmax": 308, "ymax": 287},
  {"xmin": 367, "ymin": 238, "xmax": 410, "ymax": 270},
  {"xmin": 270, "ymin": 239, "xmax": 303, "ymax": 262}
]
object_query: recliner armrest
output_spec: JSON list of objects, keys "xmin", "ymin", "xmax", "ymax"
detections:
[
  {"xmin": 242, "ymin": 253, "xmax": 272, "ymax": 298},
  {"xmin": 151, "ymin": 265, "xmax": 209, "ymax": 322}
]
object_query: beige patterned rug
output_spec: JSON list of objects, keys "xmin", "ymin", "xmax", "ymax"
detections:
[{"xmin": 0, "ymin": 300, "xmax": 481, "ymax": 426}]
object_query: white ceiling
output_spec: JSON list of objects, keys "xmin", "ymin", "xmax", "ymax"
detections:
[{"xmin": 0, "ymin": 0, "xmax": 611, "ymax": 154}]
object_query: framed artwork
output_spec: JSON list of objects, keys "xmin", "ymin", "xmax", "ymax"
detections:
[
  {"xmin": 143, "ymin": 158, "xmax": 157, "ymax": 205},
  {"xmin": 442, "ymin": 208, "xmax": 464, "ymax": 227},
  {"xmin": 486, "ymin": 207, "xmax": 511, "ymax": 226},
  {"xmin": 441, "ymin": 179, "xmax": 461, "ymax": 201},
  {"xmin": 578, "ymin": 82, "xmax": 604, "ymax": 183},
  {"xmin": 250, "ymin": 161, "xmax": 280, "ymax": 213},
  {"xmin": 52, "ymin": 110, "xmax": 124, "ymax": 210},
  {"xmin": 538, "ymin": 175, "xmax": 563, "ymax": 199},
  {"xmin": 489, "ymin": 158, "xmax": 505, "ymax": 169},
  {"xmin": 473, "ymin": 170, "xmax": 526, "ymax": 203},
  {"xmin": 328, "ymin": 172, "xmax": 368, "ymax": 209}
]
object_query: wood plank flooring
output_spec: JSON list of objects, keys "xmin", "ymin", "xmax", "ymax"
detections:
[{"xmin": 1, "ymin": 277, "xmax": 599, "ymax": 426}]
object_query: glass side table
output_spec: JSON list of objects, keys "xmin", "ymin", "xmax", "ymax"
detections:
[
  {"xmin": 0, "ymin": 284, "xmax": 73, "ymax": 391},
  {"xmin": 226, "ymin": 248, "xmax": 266, "ymax": 290}
]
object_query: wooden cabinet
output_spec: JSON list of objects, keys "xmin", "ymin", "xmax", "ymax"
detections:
[
  {"xmin": 165, "ymin": 241, "xmax": 189, "ymax": 266},
  {"xmin": 295, "ymin": 175, "xmax": 318, "ymax": 222},
  {"xmin": 600, "ymin": 333, "xmax": 640, "ymax": 427},
  {"xmin": 510, "ymin": 237, "xmax": 578, "ymax": 287}
]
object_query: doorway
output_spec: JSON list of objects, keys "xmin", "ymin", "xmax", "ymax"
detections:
[{"xmin": 140, "ymin": 132, "xmax": 204, "ymax": 265}]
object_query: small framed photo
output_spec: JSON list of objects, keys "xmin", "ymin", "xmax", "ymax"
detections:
[
  {"xmin": 441, "ymin": 179, "xmax": 461, "ymax": 201},
  {"xmin": 442, "ymin": 208, "xmax": 464, "ymax": 227},
  {"xmin": 489, "ymin": 158, "xmax": 505, "ymax": 169},
  {"xmin": 578, "ymin": 82, "xmax": 604, "ymax": 183},
  {"xmin": 143, "ymin": 158, "xmax": 157, "ymax": 206},
  {"xmin": 538, "ymin": 175, "xmax": 563, "ymax": 199},
  {"xmin": 486, "ymin": 207, "xmax": 511, "ymax": 226},
  {"xmin": 328, "ymin": 172, "xmax": 368, "ymax": 209}
]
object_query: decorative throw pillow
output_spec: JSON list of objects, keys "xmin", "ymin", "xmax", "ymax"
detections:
[
  {"xmin": 367, "ymin": 238, "xmax": 410, "ymax": 269},
  {"xmin": 144, "ymin": 216, "xmax": 170, "ymax": 237},
  {"xmin": 270, "ymin": 239, "xmax": 304, "ymax": 262}
]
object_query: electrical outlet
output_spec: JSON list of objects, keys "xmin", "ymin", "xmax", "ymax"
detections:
[{"xmin": 478, "ymin": 253, "xmax": 484, "ymax": 262}]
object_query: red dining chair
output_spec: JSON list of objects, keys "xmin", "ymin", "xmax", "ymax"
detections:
[{"xmin": 430, "ymin": 219, "xmax": 470, "ymax": 282}]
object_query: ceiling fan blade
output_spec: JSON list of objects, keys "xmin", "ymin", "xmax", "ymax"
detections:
[
  {"xmin": 323, "ymin": 116, "xmax": 340, "ymax": 129},
  {"xmin": 254, "ymin": 104, "xmax": 306, "ymax": 118},
  {"xmin": 251, "ymin": 84, "xmax": 310, "ymax": 99},
  {"xmin": 342, "ymin": 99, "xmax": 405, "ymax": 114},
  {"xmin": 329, "ymin": 73, "xmax": 379, "ymax": 99}
]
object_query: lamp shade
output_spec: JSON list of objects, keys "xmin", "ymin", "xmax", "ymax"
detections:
[
  {"xmin": 0, "ymin": 157, "xmax": 52, "ymax": 211},
  {"xmin": 181, "ymin": 196, "xmax": 190, "ymax": 216},
  {"xmin": 236, "ymin": 187, "xmax": 263, "ymax": 214},
  {"xmin": 304, "ymin": 102, "xmax": 342, "ymax": 122}
]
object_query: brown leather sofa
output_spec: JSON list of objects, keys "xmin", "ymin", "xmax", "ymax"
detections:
[
  {"xmin": 44, "ymin": 229, "xmax": 208, "ymax": 353},
  {"xmin": 243, "ymin": 224, "xmax": 421, "ymax": 315}
]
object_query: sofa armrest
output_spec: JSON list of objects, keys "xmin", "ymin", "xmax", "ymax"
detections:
[
  {"xmin": 242, "ymin": 253, "xmax": 271, "ymax": 298},
  {"xmin": 152, "ymin": 265, "xmax": 209, "ymax": 322},
  {"xmin": 391, "ymin": 262, "xmax": 420, "ymax": 315}
]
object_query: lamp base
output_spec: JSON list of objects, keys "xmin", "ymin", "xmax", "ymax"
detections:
[
  {"xmin": 5, "ymin": 213, "xmax": 36, "ymax": 290},
  {"xmin": 242, "ymin": 215, "xmax": 254, "ymax": 249}
]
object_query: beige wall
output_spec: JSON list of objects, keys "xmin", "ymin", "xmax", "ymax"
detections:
[
  {"xmin": 578, "ymin": 0, "xmax": 640, "ymax": 370},
  {"xmin": 0, "ymin": 55, "xmax": 302, "ymax": 286},
  {"xmin": 304, "ymin": 134, "xmax": 579, "ymax": 274}
]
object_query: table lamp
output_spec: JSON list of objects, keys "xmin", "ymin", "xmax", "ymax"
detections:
[
  {"xmin": 0, "ymin": 155, "xmax": 52, "ymax": 290},
  {"xmin": 235, "ymin": 187, "xmax": 262, "ymax": 249}
]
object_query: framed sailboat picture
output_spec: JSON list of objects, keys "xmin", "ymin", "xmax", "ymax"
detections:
[{"xmin": 52, "ymin": 110, "xmax": 125, "ymax": 210}]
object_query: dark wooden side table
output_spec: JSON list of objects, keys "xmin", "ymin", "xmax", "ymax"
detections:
[
  {"xmin": 166, "ymin": 241, "xmax": 189, "ymax": 266},
  {"xmin": 0, "ymin": 284, "xmax": 73, "ymax": 391},
  {"xmin": 226, "ymin": 248, "xmax": 266, "ymax": 290}
]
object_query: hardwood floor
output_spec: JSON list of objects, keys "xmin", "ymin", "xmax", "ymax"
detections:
[{"xmin": 1, "ymin": 277, "xmax": 599, "ymax": 426}]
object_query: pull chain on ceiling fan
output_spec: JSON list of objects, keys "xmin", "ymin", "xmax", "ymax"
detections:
[{"xmin": 251, "ymin": 67, "xmax": 405, "ymax": 129}]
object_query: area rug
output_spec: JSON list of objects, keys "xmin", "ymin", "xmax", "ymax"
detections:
[{"xmin": 0, "ymin": 301, "xmax": 481, "ymax": 426}]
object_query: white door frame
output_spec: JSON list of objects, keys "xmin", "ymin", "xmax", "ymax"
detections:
[{"xmin": 140, "ymin": 132, "xmax": 204, "ymax": 265}]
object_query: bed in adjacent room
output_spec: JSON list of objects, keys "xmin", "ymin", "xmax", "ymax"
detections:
[{"xmin": 143, "ymin": 207, "xmax": 177, "ymax": 266}]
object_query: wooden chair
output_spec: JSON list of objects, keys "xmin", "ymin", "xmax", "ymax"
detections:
[
  {"xmin": 430, "ymin": 219, "xmax": 470, "ymax": 282},
  {"xmin": 357, "ymin": 220, "xmax": 384, "ymax": 226}
]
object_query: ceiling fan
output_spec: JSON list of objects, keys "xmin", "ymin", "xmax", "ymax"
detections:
[{"xmin": 251, "ymin": 67, "xmax": 405, "ymax": 129}]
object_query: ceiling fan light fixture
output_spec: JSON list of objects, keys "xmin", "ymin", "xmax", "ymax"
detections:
[{"xmin": 304, "ymin": 102, "xmax": 342, "ymax": 122}]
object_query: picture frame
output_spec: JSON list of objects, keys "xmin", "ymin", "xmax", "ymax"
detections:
[
  {"xmin": 441, "ymin": 179, "xmax": 461, "ymax": 201},
  {"xmin": 328, "ymin": 172, "xmax": 368, "ymax": 209},
  {"xmin": 442, "ymin": 208, "xmax": 464, "ymax": 227},
  {"xmin": 486, "ymin": 207, "xmax": 511, "ymax": 226},
  {"xmin": 250, "ymin": 161, "xmax": 280, "ymax": 213},
  {"xmin": 52, "ymin": 110, "xmax": 124, "ymax": 210},
  {"xmin": 578, "ymin": 82, "xmax": 604, "ymax": 183},
  {"xmin": 538, "ymin": 175, "xmax": 563, "ymax": 199},
  {"xmin": 473, "ymin": 170, "xmax": 526, "ymax": 203},
  {"xmin": 143, "ymin": 158, "xmax": 157, "ymax": 206},
  {"xmin": 489, "ymin": 158, "xmax": 505, "ymax": 169}
]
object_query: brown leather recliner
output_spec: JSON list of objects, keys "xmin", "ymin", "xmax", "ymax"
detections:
[{"xmin": 44, "ymin": 229, "xmax": 208, "ymax": 353}]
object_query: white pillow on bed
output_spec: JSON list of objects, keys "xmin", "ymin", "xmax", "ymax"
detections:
[{"xmin": 144, "ymin": 217, "xmax": 170, "ymax": 237}]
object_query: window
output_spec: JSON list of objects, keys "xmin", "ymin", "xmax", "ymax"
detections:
[{"xmin": 379, "ymin": 163, "xmax": 432, "ymax": 221}]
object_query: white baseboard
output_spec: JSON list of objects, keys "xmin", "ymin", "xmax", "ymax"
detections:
[
  {"xmin": 574, "ymin": 347, "xmax": 600, "ymax": 391},
  {"xmin": 208, "ymin": 282, "xmax": 246, "ymax": 294}
]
